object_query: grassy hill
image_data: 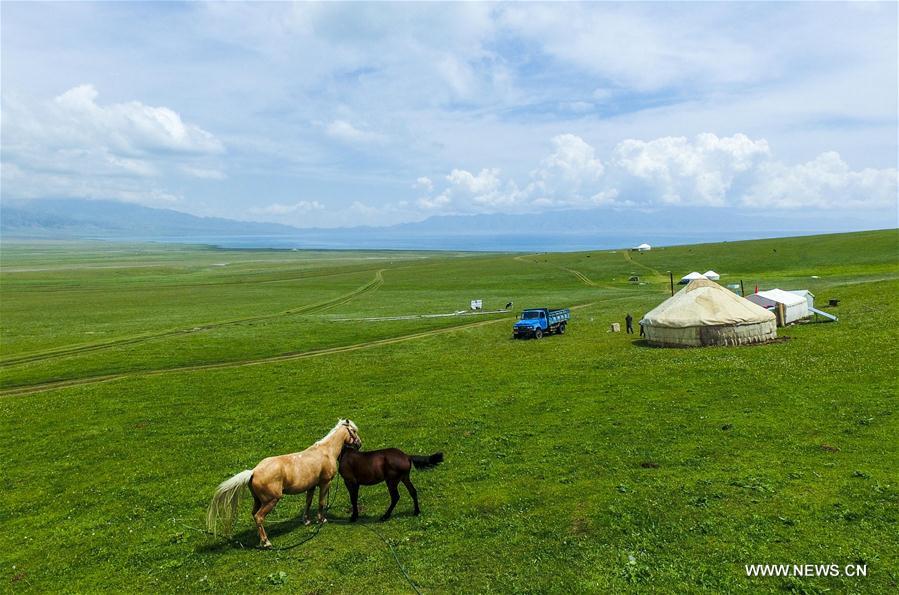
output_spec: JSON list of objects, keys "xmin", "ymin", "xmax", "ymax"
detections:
[{"xmin": 1, "ymin": 230, "xmax": 897, "ymax": 592}]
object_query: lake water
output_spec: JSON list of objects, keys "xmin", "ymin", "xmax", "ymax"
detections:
[{"xmin": 121, "ymin": 229, "xmax": 825, "ymax": 252}]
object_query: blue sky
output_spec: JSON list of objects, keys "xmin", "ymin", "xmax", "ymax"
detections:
[{"xmin": 1, "ymin": 1, "xmax": 896, "ymax": 228}]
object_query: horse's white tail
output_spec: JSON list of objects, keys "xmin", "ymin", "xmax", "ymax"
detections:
[{"xmin": 206, "ymin": 469, "xmax": 253, "ymax": 536}]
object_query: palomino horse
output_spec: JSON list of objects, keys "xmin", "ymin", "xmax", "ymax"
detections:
[
  {"xmin": 339, "ymin": 446, "xmax": 443, "ymax": 521},
  {"xmin": 207, "ymin": 419, "xmax": 362, "ymax": 548}
]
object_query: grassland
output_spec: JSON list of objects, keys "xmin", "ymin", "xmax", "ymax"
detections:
[{"xmin": 1, "ymin": 231, "xmax": 897, "ymax": 593}]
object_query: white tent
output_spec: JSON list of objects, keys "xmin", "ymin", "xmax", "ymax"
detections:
[
  {"xmin": 635, "ymin": 243, "xmax": 652, "ymax": 252},
  {"xmin": 703, "ymin": 270, "xmax": 720, "ymax": 281},
  {"xmin": 788, "ymin": 289, "xmax": 815, "ymax": 309},
  {"xmin": 746, "ymin": 289, "xmax": 809, "ymax": 324},
  {"xmin": 678, "ymin": 271, "xmax": 706, "ymax": 284},
  {"xmin": 640, "ymin": 279, "xmax": 777, "ymax": 347}
]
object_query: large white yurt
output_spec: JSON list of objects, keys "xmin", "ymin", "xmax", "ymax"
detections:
[
  {"xmin": 746, "ymin": 289, "xmax": 809, "ymax": 324},
  {"xmin": 641, "ymin": 279, "xmax": 777, "ymax": 347}
]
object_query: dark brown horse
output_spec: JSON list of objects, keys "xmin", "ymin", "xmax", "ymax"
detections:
[{"xmin": 339, "ymin": 447, "xmax": 443, "ymax": 521}]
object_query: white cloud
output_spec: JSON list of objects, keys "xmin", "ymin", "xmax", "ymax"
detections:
[
  {"xmin": 499, "ymin": 4, "xmax": 766, "ymax": 92},
  {"xmin": 529, "ymin": 133, "xmax": 604, "ymax": 200},
  {"xmin": 446, "ymin": 168, "xmax": 501, "ymax": 194},
  {"xmin": 250, "ymin": 200, "xmax": 326, "ymax": 215},
  {"xmin": 180, "ymin": 166, "xmax": 226, "ymax": 180},
  {"xmin": 612, "ymin": 133, "xmax": 771, "ymax": 205},
  {"xmin": 417, "ymin": 192, "xmax": 452, "ymax": 210},
  {"xmin": 52, "ymin": 85, "xmax": 223, "ymax": 155},
  {"xmin": 413, "ymin": 176, "xmax": 434, "ymax": 192},
  {"xmin": 743, "ymin": 152, "xmax": 898, "ymax": 209},
  {"xmin": 559, "ymin": 101, "xmax": 594, "ymax": 113},
  {"xmin": 325, "ymin": 119, "xmax": 385, "ymax": 145},
  {"xmin": 105, "ymin": 155, "xmax": 157, "ymax": 177},
  {"xmin": 1, "ymin": 85, "xmax": 225, "ymax": 205},
  {"xmin": 411, "ymin": 132, "xmax": 897, "ymax": 216}
]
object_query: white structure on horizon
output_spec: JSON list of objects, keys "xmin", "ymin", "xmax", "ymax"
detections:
[
  {"xmin": 635, "ymin": 243, "xmax": 652, "ymax": 252},
  {"xmin": 703, "ymin": 270, "xmax": 721, "ymax": 281}
]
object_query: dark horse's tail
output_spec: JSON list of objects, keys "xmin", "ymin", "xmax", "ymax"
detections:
[{"xmin": 410, "ymin": 452, "xmax": 444, "ymax": 470}]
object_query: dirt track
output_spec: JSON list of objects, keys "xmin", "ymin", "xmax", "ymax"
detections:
[
  {"xmin": 1, "ymin": 301, "xmax": 600, "ymax": 398},
  {"xmin": 0, "ymin": 270, "xmax": 384, "ymax": 367},
  {"xmin": 0, "ymin": 312, "xmax": 509, "ymax": 398}
]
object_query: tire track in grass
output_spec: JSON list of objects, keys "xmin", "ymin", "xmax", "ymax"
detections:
[
  {"xmin": 562, "ymin": 267, "xmax": 599, "ymax": 287},
  {"xmin": 514, "ymin": 254, "xmax": 620, "ymax": 291},
  {"xmin": 0, "ymin": 270, "xmax": 384, "ymax": 367},
  {"xmin": 622, "ymin": 250, "xmax": 663, "ymax": 278},
  {"xmin": 0, "ymin": 301, "xmax": 599, "ymax": 398},
  {"xmin": 10, "ymin": 264, "xmax": 389, "ymax": 293}
]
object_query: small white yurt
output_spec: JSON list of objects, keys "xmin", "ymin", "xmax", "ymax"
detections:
[
  {"xmin": 678, "ymin": 271, "xmax": 706, "ymax": 284},
  {"xmin": 746, "ymin": 289, "xmax": 809, "ymax": 324},
  {"xmin": 636, "ymin": 243, "xmax": 652, "ymax": 252},
  {"xmin": 703, "ymin": 270, "xmax": 720, "ymax": 281},
  {"xmin": 640, "ymin": 279, "xmax": 777, "ymax": 347}
]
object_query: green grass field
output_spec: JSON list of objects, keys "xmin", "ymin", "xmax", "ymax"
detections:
[{"xmin": 1, "ymin": 231, "xmax": 897, "ymax": 593}]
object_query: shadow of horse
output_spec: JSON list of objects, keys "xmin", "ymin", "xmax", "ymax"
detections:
[{"xmin": 196, "ymin": 515, "xmax": 311, "ymax": 552}]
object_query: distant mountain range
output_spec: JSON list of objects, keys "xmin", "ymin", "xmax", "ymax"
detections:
[
  {"xmin": 0, "ymin": 198, "xmax": 889, "ymax": 251},
  {"xmin": 0, "ymin": 198, "xmax": 301, "ymax": 238}
]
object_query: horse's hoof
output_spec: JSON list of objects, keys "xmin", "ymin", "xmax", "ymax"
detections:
[
  {"xmin": 319, "ymin": 517, "xmax": 328, "ymax": 524},
  {"xmin": 413, "ymin": 510, "xmax": 421, "ymax": 516},
  {"xmin": 379, "ymin": 516, "xmax": 390, "ymax": 522},
  {"xmin": 304, "ymin": 519, "xmax": 312, "ymax": 526},
  {"xmin": 260, "ymin": 542, "xmax": 272, "ymax": 550},
  {"xmin": 349, "ymin": 516, "xmax": 358, "ymax": 523}
]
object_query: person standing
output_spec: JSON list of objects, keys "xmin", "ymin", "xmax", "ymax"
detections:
[
  {"xmin": 639, "ymin": 319, "xmax": 645, "ymax": 337},
  {"xmin": 625, "ymin": 313, "xmax": 634, "ymax": 334}
]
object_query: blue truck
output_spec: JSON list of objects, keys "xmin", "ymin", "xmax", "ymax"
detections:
[{"xmin": 513, "ymin": 308, "xmax": 570, "ymax": 339}]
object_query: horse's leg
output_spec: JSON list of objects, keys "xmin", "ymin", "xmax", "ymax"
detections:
[
  {"xmin": 251, "ymin": 492, "xmax": 262, "ymax": 525},
  {"xmin": 401, "ymin": 475, "xmax": 420, "ymax": 515},
  {"xmin": 344, "ymin": 478, "xmax": 360, "ymax": 522},
  {"xmin": 380, "ymin": 478, "xmax": 400, "ymax": 521},
  {"xmin": 317, "ymin": 479, "xmax": 331, "ymax": 523},
  {"xmin": 304, "ymin": 488, "xmax": 315, "ymax": 525},
  {"xmin": 254, "ymin": 496, "xmax": 280, "ymax": 549}
]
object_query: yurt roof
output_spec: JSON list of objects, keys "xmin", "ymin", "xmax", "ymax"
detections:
[
  {"xmin": 642, "ymin": 279, "xmax": 776, "ymax": 328},
  {"xmin": 703, "ymin": 270, "xmax": 720, "ymax": 277},
  {"xmin": 787, "ymin": 289, "xmax": 814, "ymax": 298},
  {"xmin": 753, "ymin": 289, "xmax": 806, "ymax": 307},
  {"xmin": 636, "ymin": 243, "xmax": 651, "ymax": 249},
  {"xmin": 680, "ymin": 271, "xmax": 706, "ymax": 281}
]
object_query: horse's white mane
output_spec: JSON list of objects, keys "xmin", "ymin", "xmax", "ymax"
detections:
[{"xmin": 314, "ymin": 419, "xmax": 357, "ymax": 445}]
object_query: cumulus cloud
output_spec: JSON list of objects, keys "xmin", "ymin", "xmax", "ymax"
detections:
[
  {"xmin": 413, "ymin": 176, "xmax": 434, "ymax": 191},
  {"xmin": 529, "ymin": 133, "xmax": 604, "ymax": 200},
  {"xmin": 51, "ymin": 85, "xmax": 223, "ymax": 155},
  {"xmin": 1, "ymin": 85, "xmax": 225, "ymax": 205},
  {"xmin": 612, "ymin": 133, "xmax": 771, "ymax": 205},
  {"xmin": 744, "ymin": 152, "xmax": 898, "ymax": 209},
  {"xmin": 412, "ymin": 132, "xmax": 897, "ymax": 216}
]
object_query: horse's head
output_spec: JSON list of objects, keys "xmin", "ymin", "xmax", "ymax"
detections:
[{"xmin": 339, "ymin": 418, "xmax": 362, "ymax": 449}]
